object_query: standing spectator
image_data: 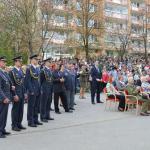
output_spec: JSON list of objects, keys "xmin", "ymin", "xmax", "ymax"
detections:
[
  {"xmin": 52, "ymin": 64, "xmax": 72, "ymax": 114},
  {"xmin": 79, "ymin": 65, "xmax": 89, "ymax": 99},
  {"xmin": 64, "ymin": 62, "xmax": 76, "ymax": 110},
  {"xmin": 90, "ymin": 61, "xmax": 103, "ymax": 104}
]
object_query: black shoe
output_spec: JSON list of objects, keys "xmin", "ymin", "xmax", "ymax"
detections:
[
  {"xmin": 2, "ymin": 131, "xmax": 11, "ymax": 135},
  {"xmin": 50, "ymin": 108, "xmax": 54, "ymax": 111},
  {"xmin": 0, "ymin": 133, "xmax": 6, "ymax": 138},
  {"xmin": 140, "ymin": 112, "xmax": 149, "ymax": 116},
  {"xmin": 46, "ymin": 117, "xmax": 54, "ymax": 120},
  {"xmin": 35, "ymin": 121, "xmax": 43, "ymax": 125},
  {"xmin": 145, "ymin": 112, "xmax": 150, "ymax": 115},
  {"xmin": 18, "ymin": 125, "xmax": 26, "ymax": 130},
  {"xmin": 97, "ymin": 101, "xmax": 104, "ymax": 103},
  {"xmin": 74, "ymin": 103, "xmax": 77, "ymax": 105},
  {"xmin": 12, "ymin": 127, "xmax": 21, "ymax": 132},
  {"xmin": 65, "ymin": 110, "xmax": 73, "ymax": 113},
  {"xmin": 92, "ymin": 102, "xmax": 95, "ymax": 104},
  {"xmin": 28, "ymin": 123, "xmax": 37, "ymax": 127},
  {"xmin": 55, "ymin": 111, "xmax": 61, "ymax": 114},
  {"xmin": 41, "ymin": 119, "xmax": 48, "ymax": 123},
  {"xmin": 70, "ymin": 108, "xmax": 75, "ymax": 110}
]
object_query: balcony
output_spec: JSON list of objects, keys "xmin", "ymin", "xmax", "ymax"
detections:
[
  {"xmin": 105, "ymin": 11, "xmax": 128, "ymax": 20},
  {"xmin": 106, "ymin": 0, "xmax": 127, "ymax": 6},
  {"xmin": 52, "ymin": 5, "xmax": 72, "ymax": 12},
  {"xmin": 48, "ymin": 20, "xmax": 75, "ymax": 31},
  {"xmin": 131, "ymin": 20, "xmax": 143, "ymax": 26},
  {"xmin": 131, "ymin": 6, "xmax": 144, "ymax": 13}
]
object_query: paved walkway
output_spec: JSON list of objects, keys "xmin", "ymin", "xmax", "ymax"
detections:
[{"xmin": 0, "ymin": 93, "xmax": 150, "ymax": 150}]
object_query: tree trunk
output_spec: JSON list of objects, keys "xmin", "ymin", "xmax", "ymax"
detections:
[
  {"xmin": 28, "ymin": 40, "xmax": 33, "ymax": 56},
  {"xmin": 144, "ymin": 38, "xmax": 148, "ymax": 63},
  {"xmin": 85, "ymin": 44, "xmax": 89, "ymax": 62}
]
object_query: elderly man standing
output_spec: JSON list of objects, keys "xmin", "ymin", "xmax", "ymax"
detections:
[
  {"xmin": 90, "ymin": 61, "xmax": 103, "ymax": 104},
  {"xmin": 64, "ymin": 62, "xmax": 76, "ymax": 111}
]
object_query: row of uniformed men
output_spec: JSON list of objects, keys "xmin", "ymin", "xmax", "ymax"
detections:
[{"xmin": 0, "ymin": 54, "xmax": 76, "ymax": 138}]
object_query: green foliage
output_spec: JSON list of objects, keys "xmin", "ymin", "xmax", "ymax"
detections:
[
  {"xmin": 0, "ymin": 48, "xmax": 14, "ymax": 66},
  {"xmin": 0, "ymin": 48, "xmax": 28, "ymax": 66}
]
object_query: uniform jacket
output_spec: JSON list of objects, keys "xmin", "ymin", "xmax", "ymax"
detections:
[
  {"xmin": 0, "ymin": 69, "xmax": 16, "ymax": 102},
  {"xmin": 9, "ymin": 67, "xmax": 26, "ymax": 98},
  {"xmin": 25, "ymin": 65, "xmax": 40, "ymax": 96},
  {"xmin": 40, "ymin": 66, "xmax": 53, "ymax": 93}
]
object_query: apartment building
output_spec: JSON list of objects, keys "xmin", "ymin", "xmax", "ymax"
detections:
[
  {"xmin": 38, "ymin": 0, "xmax": 150, "ymax": 58},
  {"xmin": 104, "ymin": 0, "xmax": 150, "ymax": 56}
]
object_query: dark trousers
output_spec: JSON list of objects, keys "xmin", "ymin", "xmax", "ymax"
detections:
[
  {"xmin": 27, "ymin": 94, "xmax": 40, "ymax": 124},
  {"xmin": 108, "ymin": 94, "xmax": 125, "ymax": 109},
  {"xmin": 11, "ymin": 97, "xmax": 24, "ymax": 127},
  {"xmin": 40, "ymin": 91, "xmax": 52, "ymax": 119},
  {"xmin": 0, "ymin": 103, "xmax": 9, "ymax": 133},
  {"xmin": 54, "ymin": 91, "xmax": 68, "ymax": 112},
  {"xmin": 90, "ymin": 82, "xmax": 102, "ymax": 103}
]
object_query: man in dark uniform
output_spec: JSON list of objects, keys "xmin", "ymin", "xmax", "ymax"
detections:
[
  {"xmin": 9, "ymin": 56, "xmax": 27, "ymax": 131},
  {"xmin": 40, "ymin": 58, "xmax": 54, "ymax": 122},
  {"xmin": 0, "ymin": 56, "xmax": 17, "ymax": 138},
  {"xmin": 52, "ymin": 64, "xmax": 72, "ymax": 114},
  {"xmin": 90, "ymin": 61, "xmax": 103, "ymax": 104},
  {"xmin": 25, "ymin": 54, "xmax": 43, "ymax": 127}
]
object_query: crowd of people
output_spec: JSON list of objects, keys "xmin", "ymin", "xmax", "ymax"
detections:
[{"xmin": 0, "ymin": 54, "xmax": 150, "ymax": 138}]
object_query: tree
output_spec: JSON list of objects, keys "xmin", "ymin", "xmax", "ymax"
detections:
[
  {"xmin": 0, "ymin": 0, "xmax": 39, "ymax": 56},
  {"xmin": 74, "ymin": 0, "xmax": 103, "ymax": 61},
  {"xmin": 109, "ymin": 22, "xmax": 131, "ymax": 61}
]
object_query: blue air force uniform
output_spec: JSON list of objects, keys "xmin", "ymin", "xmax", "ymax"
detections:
[
  {"xmin": 40, "ymin": 64, "xmax": 53, "ymax": 121},
  {"xmin": 25, "ymin": 55, "xmax": 41, "ymax": 127},
  {"xmin": 0, "ymin": 56, "xmax": 16, "ymax": 137},
  {"xmin": 9, "ymin": 56, "xmax": 26, "ymax": 130}
]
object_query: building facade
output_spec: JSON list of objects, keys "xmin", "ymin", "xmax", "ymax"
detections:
[{"xmin": 38, "ymin": 0, "xmax": 150, "ymax": 58}]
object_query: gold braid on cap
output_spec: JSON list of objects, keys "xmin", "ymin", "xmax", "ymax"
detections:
[
  {"xmin": 30, "ymin": 67, "xmax": 39, "ymax": 79},
  {"xmin": 43, "ymin": 69, "xmax": 52, "ymax": 82},
  {"xmin": 12, "ymin": 70, "xmax": 23, "ymax": 85}
]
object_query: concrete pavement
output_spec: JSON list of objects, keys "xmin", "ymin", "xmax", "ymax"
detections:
[{"xmin": 0, "ymin": 93, "xmax": 150, "ymax": 150}]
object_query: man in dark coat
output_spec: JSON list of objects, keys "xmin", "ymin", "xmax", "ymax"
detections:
[
  {"xmin": 52, "ymin": 64, "xmax": 72, "ymax": 114},
  {"xmin": 90, "ymin": 61, "xmax": 103, "ymax": 104},
  {"xmin": 64, "ymin": 62, "xmax": 76, "ymax": 110}
]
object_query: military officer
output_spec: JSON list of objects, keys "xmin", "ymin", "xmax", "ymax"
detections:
[
  {"xmin": 0, "ymin": 56, "xmax": 18, "ymax": 138},
  {"xmin": 40, "ymin": 58, "xmax": 54, "ymax": 122},
  {"xmin": 9, "ymin": 56, "xmax": 27, "ymax": 131},
  {"xmin": 25, "ymin": 54, "xmax": 43, "ymax": 127}
]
